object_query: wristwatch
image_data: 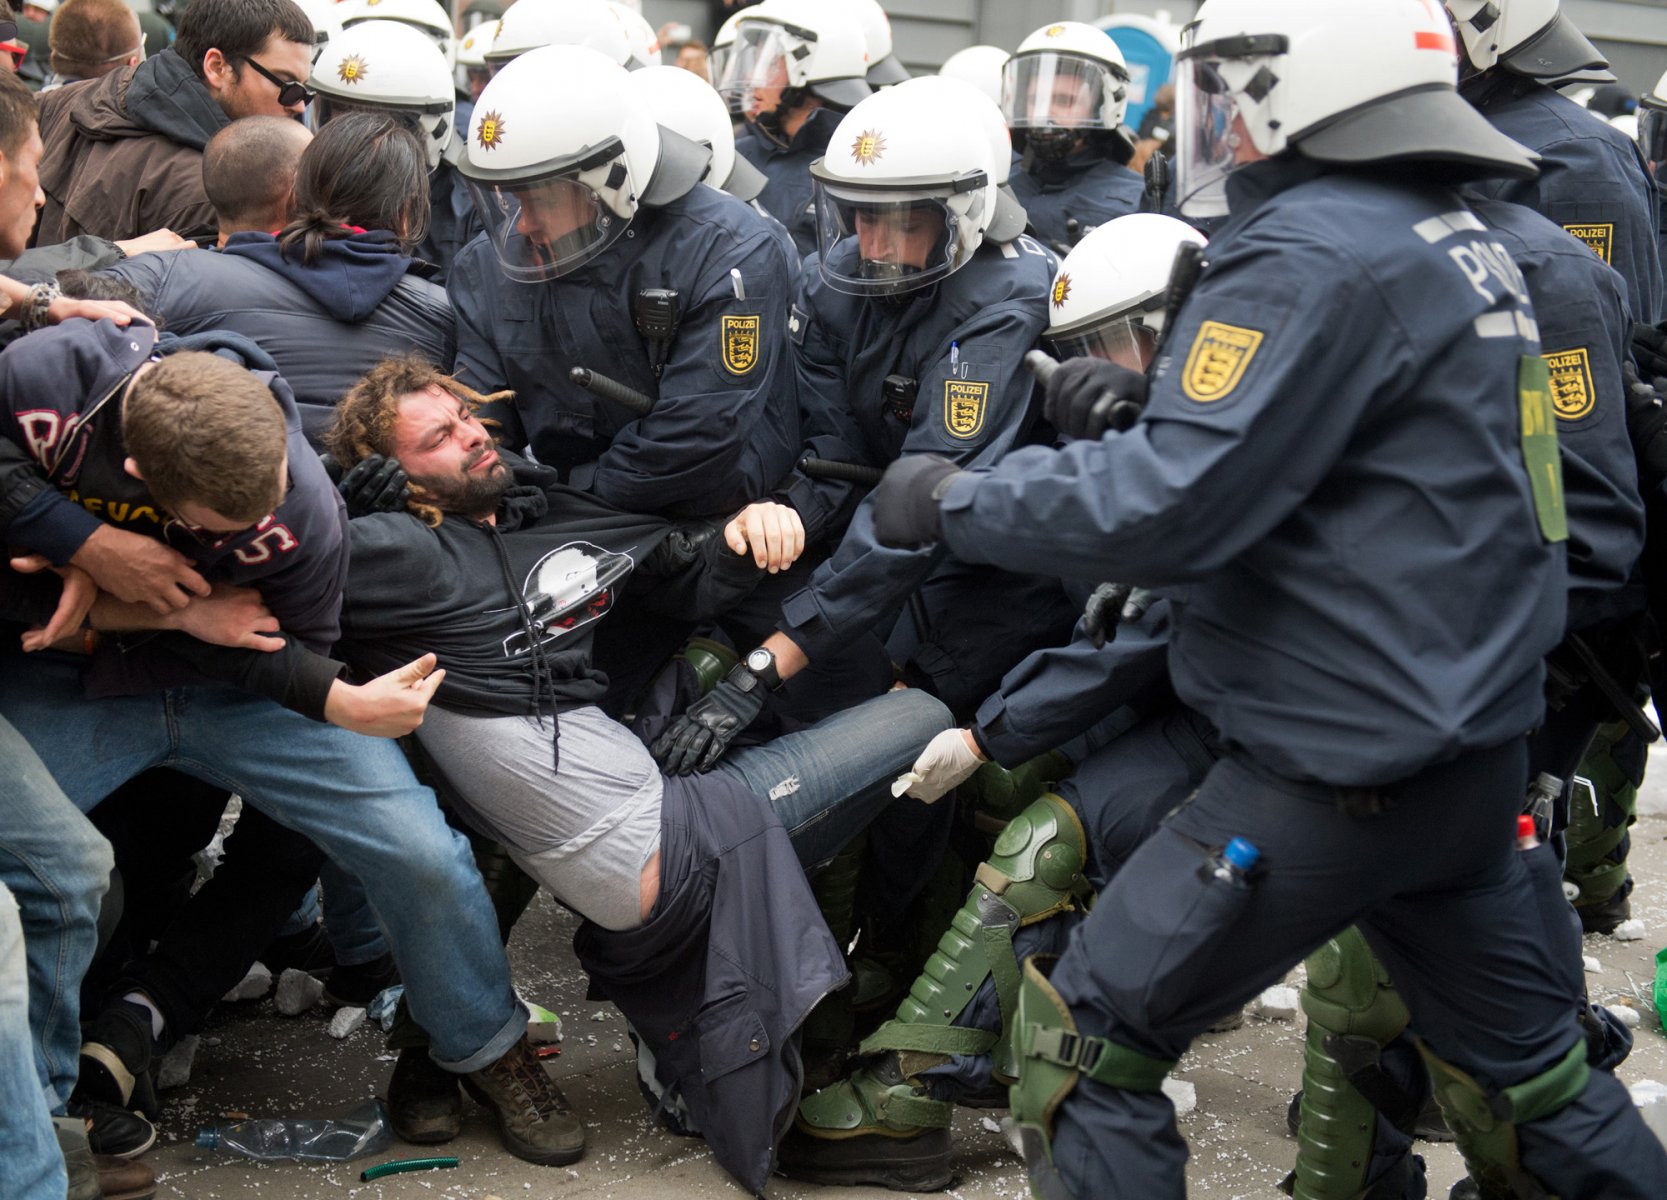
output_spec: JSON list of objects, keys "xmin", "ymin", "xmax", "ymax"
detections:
[{"xmin": 745, "ymin": 646, "xmax": 785, "ymax": 691}]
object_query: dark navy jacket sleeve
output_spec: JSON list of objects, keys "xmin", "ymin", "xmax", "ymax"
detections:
[
  {"xmin": 779, "ymin": 268, "xmax": 1048, "ymax": 661},
  {"xmin": 448, "ymin": 236, "xmax": 529, "ymax": 452},
  {"xmin": 937, "ymin": 166, "xmax": 1563, "ymax": 785},
  {"xmin": 973, "ymin": 599, "xmax": 1172, "ymax": 767}
]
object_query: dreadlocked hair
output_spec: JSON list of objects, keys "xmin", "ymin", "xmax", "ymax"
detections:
[{"xmin": 327, "ymin": 355, "xmax": 514, "ymax": 527}]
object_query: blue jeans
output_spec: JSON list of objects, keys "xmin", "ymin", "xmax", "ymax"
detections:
[
  {"xmin": 0, "ymin": 653, "xmax": 522, "ymax": 1070},
  {"xmin": 0, "ymin": 713, "xmax": 112, "ymax": 1113},
  {"xmin": 1, "ymin": 881, "xmax": 71, "ymax": 1200},
  {"xmin": 279, "ymin": 862, "xmax": 390, "ymax": 968},
  {"xmin": 714, "ymin": 686, "xmax": 955, "ymax": 871}
]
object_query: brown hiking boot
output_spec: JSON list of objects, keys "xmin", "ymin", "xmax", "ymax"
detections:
[{"xmin": 461, "ymin": 1035, "xmax": 585, "ymax": 1165}]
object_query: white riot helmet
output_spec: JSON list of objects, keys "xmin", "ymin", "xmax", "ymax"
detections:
[
  {"xmin": 1002, "ymin": 21, "xmax": 1132, "ymax": 162},
  {"xmin": 310, "ymin": 21, "xmax": 457, "ymax": 172},
  {"xmin": 892, "ymin": 74, "xmax": 1026, "ymax": 242},
  {"xmin": 456, "ymin": 22, "xmax": 492, "ymax": 101},
  {"xmin": 486, "ymin": 0, "xmax": 638, "ymax": 73},
  {"xmin": 628, "ymin": 65, "xmax": 767, "ymax": 202},
  {"xmin": 292, "ymin": 0, "xmax": 343, "ymax": 55},
  {"xmin": 1048, "ymin": 215, "xmax": 1208, "ymax": 367},
  {"xmin": 338, "ymin": 0, "xmax": 454, "ymax": 63},
  {"xmin": 722, "ymin": 0, "xmax": 872, "ymax": 142},
  {"xmin": 1640, "ymin": 70, "xmax": 1667, "ymax": 167},
  {"xmin": 608, "ymin": 2, "xmax": 663, "ymax": 70},
  {"xmin": 808, "ymin": 85, "xmax": 996, "ymax": 297},
  {"xmin": 849, "ymin": 0, "xmax": 908, "ymax": 87},
  {"xmin": 939, "ymin": 45, "xmax": 1010, "ymax": 108},
  {"xmin": 1174, "ymin": 0, "xmax": 1538, "ymax": 219},
  {"xmin": 1443, "ymin": 0, "xmax": 1605, "ymax": 80},
  {"xmin": 461, "ymin": 45, "xmax": 711, "ymax": 281}
]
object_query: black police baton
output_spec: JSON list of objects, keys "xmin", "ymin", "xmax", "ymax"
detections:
[
  {"xmin": 1024, "ymin": 350, "xmax": 1146, "ymax": 435},
  {"xmin": 568, "ymin": 366, "xmax": 884, "ymax": 486}
]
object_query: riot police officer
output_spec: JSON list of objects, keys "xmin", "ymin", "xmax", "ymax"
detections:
[
  {"xmin": 861, "ymin": 0, "xmax": 1667, "ymax": 1196},
  {"xmin": 1002, "ymin": 21, "xmax": 1144, "ymax": 255},
  {"xmin": 449, "ymin": 44, "xmax": 799, "ymax": 518}
]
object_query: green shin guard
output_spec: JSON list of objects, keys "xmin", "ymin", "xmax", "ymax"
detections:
[
  {"xmin": 1417, "ymin": 1039, "xmax": 1589, "ymax": 1200},
  {"xmin": 962, "ymin": 751, "xmax": 1074, "ymax": 834},
  {"xmin": 1564, "ymin": 721, "xmax": 1639, "ymax": 924},
  {"xmin": 1286, "ymin": 927, "xmax": 1413, "ymax": 1200},
  {"xmin": 796, "ymin": 794, "xmax": 1091, "ymax": 1142},
  {"xmin": 1011, "ymin": 956, "xmax": 1176, "ymax": 1200}
]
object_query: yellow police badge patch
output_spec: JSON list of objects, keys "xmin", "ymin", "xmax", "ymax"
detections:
[
  {"xmin": 476, "ymin": 111, "xmax": 505, "ymax": 152},
  {"xmin": 337, "ymin": 55, "xmax": 368, "ymax": 85},
  {"xmin": 721, "ymin": 315, "xmax": 761, "ymax": 375},
  {"xmin": 1562, "ymin": 223, "xmax": 1614, "ymax": 264},
  {"xmin": 851, "ymin": 130, "xmax": 886, "ymax": 166},
  {"xmin": 944, "ymin": 380, "xmax": 989, "ymax": 439},
  {"xmin": 1182, "ymin": 320, "xmax": 1264, "ymax": 403},
  {"xmin": 1051, "ymin": 273, "xmax": 1071, "ymax": 309},
  {"xmin": 1543, "ymin": 347, "xmax": 1596, "ymax": 421}
]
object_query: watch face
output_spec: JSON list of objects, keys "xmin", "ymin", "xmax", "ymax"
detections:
[{"xmin": 747, "ymin": 649, "xmax": 772, "ymax": 673}]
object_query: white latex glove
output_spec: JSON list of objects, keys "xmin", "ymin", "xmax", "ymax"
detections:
[{"xmin": 893, "ymin": 727, "xmax": 986, "ymax": 803}]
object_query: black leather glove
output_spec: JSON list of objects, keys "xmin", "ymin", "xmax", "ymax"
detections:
[
  {"xmin": 1633, "ymin": 321, "xmax": 1667, "ymax": 379},
  {"xmin": 1044, "ymin": 356, "xmax": 1148, "ymax": 440},
  {"xmin": 338, "ymin": 454, "xmax": 410, "ymax": 519},
  {"xmin": 1082, "ymin": 582, "xmax": 1132, "ymax": 648},
  {"xmin": 871, "ymin": 454, "xmax": 964, "ymax": 549},
  {"xmin": 651, "ymin": 664, "xmax": 768, "ymax": 774}
]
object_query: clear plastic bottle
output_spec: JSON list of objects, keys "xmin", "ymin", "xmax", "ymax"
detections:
[
  {"xmin": 1201, "ymin": 836, "xmax": 1260, "ymax": 885},
  {"xmin": 196, "ymin": 1098, "xmax": 393, "ymax": 1163}
]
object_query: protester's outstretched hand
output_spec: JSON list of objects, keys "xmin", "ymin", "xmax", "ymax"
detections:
[
  {"xmin": 725, "ymin": 501, "xmax": 805, "ymax": 573},
  {"xmin": 173, "ymin": 584, "xmax": 284, "ymax": 652},
  {"xmin": 113, "ymin": 229, "xmax": 197, "ymax": 257},
  {"xmin": 45, "ymin": 296, "xmax": 151, "ymax": 328},
  {"xmin": 9, "ymin": 553, "xmax": 96, "ymax": 651},
  {"xmin": 324, "ymin": 653, "xmax": 445, "ymax": 738}
]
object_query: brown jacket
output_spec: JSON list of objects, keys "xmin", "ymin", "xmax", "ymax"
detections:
[{"xmin": 35, "ymin": 49, "xmax": 229, "ymax": 246}]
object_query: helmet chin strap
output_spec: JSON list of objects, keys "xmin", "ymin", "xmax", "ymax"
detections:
[{"xmin": 751, "ymin": 86, "xmax": 808, "ymax": 148}]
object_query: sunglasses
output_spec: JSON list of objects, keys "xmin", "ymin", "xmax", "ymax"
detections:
[
  {"xmin": 0, "ymin": 21, "xmax": 26, "ymax": 73},
  {"xmin": 239, "ymin": 54, "xmax": 316, "ymax": 108}
]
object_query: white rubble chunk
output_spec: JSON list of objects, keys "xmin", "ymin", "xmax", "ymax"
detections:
[
  {"xmin": 274, "ymin": 967, "xmax": 325, "ymax": 1015},
  {"xmin": 328, "ymin": 1006, "xmax": 367, "ymax": 1039},
  {"xmin": 1162, "ymin": 1078, "xmax": 1198, "ymax": 1116},
  {"xmin": 221, "ymin": 962, "xmax": 273, "ymax": 1003},
  {"xmin": 1582, "ymin": 955, "xmax": 1602, "ymax": 974},
  {"xmin": 1613, "ymin": 919, "xmax": 1647, "ymax": 942},
  {"xmin": 1256, "ymin": 986, "xmax": 1300, "ymax": 1020},
  {"xmin": 156, "ymin": 1035, "xmax": 199, "ymax": 1090}
]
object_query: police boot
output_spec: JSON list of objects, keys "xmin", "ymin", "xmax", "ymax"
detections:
[
  {"xmin": 1010, "ymin": 955, "xmax": 1176, "ymax": 1200},
  {"xmin": 1564, "ymin": 722, "xmax": 1641, "ymax": 934},
  {"xmin": 777, "ymin": 794, "xmax": 1092, "ymax": 1191},
  {"xmin": 1417, "ymin": 1036, "xmax": 1590, "ymax": 1200},
  {"xmin": 800, "ymin": 834, "xmax": 868, "ymax": 1091},
  {"xmin": 1283, "ymin": 926, "xmax": 1424, "ymax": 1200}
]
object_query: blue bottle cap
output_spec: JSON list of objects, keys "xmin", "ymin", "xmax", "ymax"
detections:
[
  {"xmin": 195, "ymin": 1128, "xmax": 219, "ymax": 1149},
  {"xmin": 1222, "ymin": 837, "xmax": 1259, "ymax": 871}
]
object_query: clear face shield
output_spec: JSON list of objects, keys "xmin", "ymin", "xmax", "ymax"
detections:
[
  {"xmin": 811, "ymin": 183, "xmax": 985, "ymax": 298},
  {"xmin": 466, "ymin": 145, "xmax": 636, "ymax": 282},
  {"xmin": 1173, "ymin": 51, "xmax": 1257, "ymax": 220},
  {"xmin": 1001, "ymin": 52, "xmax": 1123, "ymax": 132},
  {"xmin": 1641, "ymin": 100, "xmax": 1667, "ymax": 169},
  {"xmin": 1048, "ymin": 313, "xmax": 1159, "ymax": 372},
  {"xmin": 719, "ymin": 23, "xmax": 803, "ymax": 122}
]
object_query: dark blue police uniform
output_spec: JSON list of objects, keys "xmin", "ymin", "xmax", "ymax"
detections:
[
  {"xmin": 449, "ymin": 182, "xmax": 799, "ymax": 518},
  {"xmin": 1464, "ymin": 73, "xmax": 1664, "ymax": 324},
  {"xmin": 937, "ymin": 156, "xmax": 1667, "ymax": 1198},
  {"xmin": 1008, "ymin": 148, "xmax": 1145, "ymax": 255},
  {"xmin": 733, "ymin": 107, "xmax": 841, "ymax": 260}
]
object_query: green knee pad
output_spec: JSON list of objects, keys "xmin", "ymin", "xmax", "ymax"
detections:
[
  {"xmin": 962, "ymin": 750, "xmax": 1073, "ymax": 833},
  {"xmin": 680, "ymin": 636, "xmax": 738, "ymax": 696},
  {"xmin": 1564, "ymin": 722, "xmax": 1639, "ymax": 906},
  {"xmin": 1010, "ymin": 955, "xmax": 1175, "ymax": 1200},
  {"xmin": 1418, "ymin": 1038, "xmax": 1589, "ymax": 1200},
  {"xmin": 1287, "ymin": 927, "xmax": 1412, "ymax": 1200},
  {"xmin": 861, "ymin": 792, "xmax": 1092, "ymax": 1082}
]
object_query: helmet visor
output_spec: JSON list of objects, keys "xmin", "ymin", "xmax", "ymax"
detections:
[
  {"xmin": 1641, "ymin": 101, "xmax": 1667, "ymax": 167},
  {"xmin": 812, "ymin": 184, "xmax": 983, "ymax": 297},
  {"xmin": 467, "ymin": 175, "xmax": 629, "ymax": 282},
  {"xmin": 719, "ymin": 23, "xmax": 800, "ymax": 118},
  {"xmin": 1172, "ymin": 54, "xmax": 1244, "ymax": 219},
  {"xmin": 1048, "ymin": 315, "xmax": 1157, "ymax": 372},
  {"xmin": 1001, "ymin": 52, "xmax": 1125, "ymax": 130}
]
